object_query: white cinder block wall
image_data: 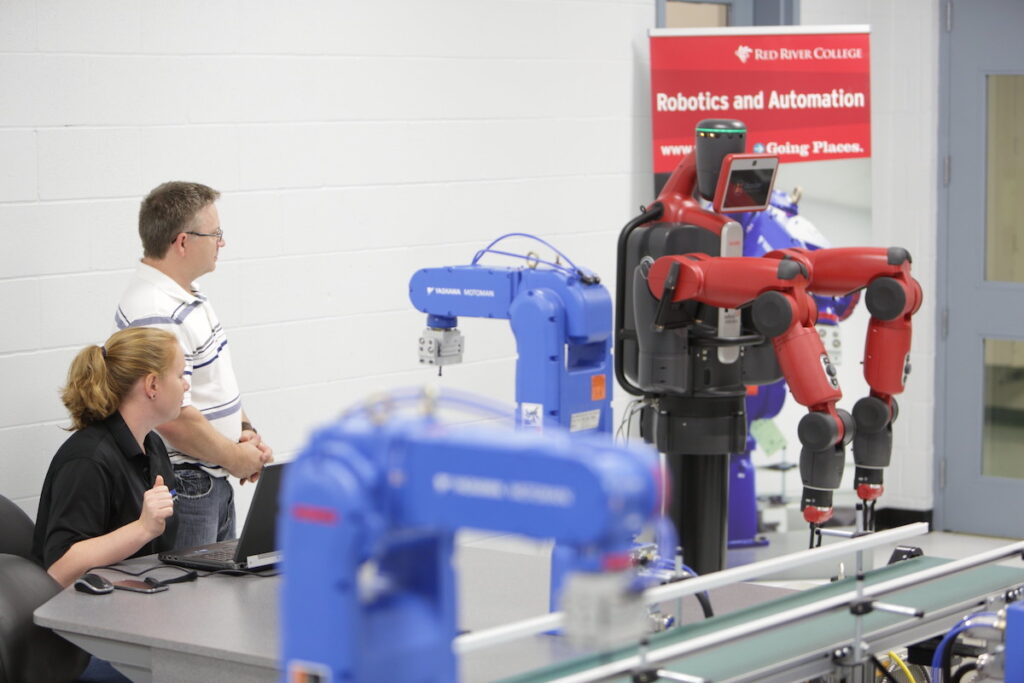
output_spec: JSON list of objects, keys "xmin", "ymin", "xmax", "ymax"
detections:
[
  {"xmin": 0, "ymin": 0, "xmax": 656, "ymax": 518},
  {"xmin": 0, "ymin": 0, "xmax": 938, "ymax": 523}
]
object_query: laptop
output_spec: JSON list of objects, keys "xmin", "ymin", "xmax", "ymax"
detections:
[{"xmin": 159, "ymin": 462, "xmax": 286, "ymax": 571}]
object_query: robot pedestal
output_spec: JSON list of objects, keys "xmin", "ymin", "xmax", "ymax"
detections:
[
  {"xmin": 615, "ymin": 118, "xmax": 778, "ymax": 578},
  {"xmin": 639, "ymin": 394, "xmax": 746, "ymax": 575},
  {"xmin": 669, "ymin": 453, "xmax": 730, "ymax": 576}
]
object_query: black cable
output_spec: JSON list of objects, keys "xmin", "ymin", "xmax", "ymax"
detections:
[
  {"xmin": 809, "ymin": 523, "xmax": 817, "ymax": 550},
  {"xmin": 694, "ymin": 589, "xmax": 714, "ymax": 619},
  {"xmin": 198, "ymin": 568, "xmax": 280, "ymax": 578},
  {"xmin": 144, "ymin": 572, "xmax": 201, "ymax": 588},
  {"xmin": 950, "ymin": 660, "xmax": 978, "ymax": 683},
  {"xmin": 869, "ymin": 654, "xmax": 897, "ymax": 683},
  {"xmin": 85, "ymin": 564, "xmax": 196, "ymax": 580},
  {"xmin": 659, "ymin": 569, "xmax": 715, "ymax": 619},
  {"xmin": 941, "ymin": 629, "xmax": 969, "ymax": 683},
  {"xmin": 84, "ymin": 563, "xmax": 275, "ymax": 584},
  {"xmin": 614, "ymin": 203, "xmax": 664, "ymax": 397}
]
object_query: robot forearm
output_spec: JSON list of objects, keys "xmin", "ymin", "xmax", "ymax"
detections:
[
  {"xmin": 646, "ymin": 253, "xmax": 808, "ymax": 308},
  {"xmin": 756, "ymin": 289, "xmax": 852, "ymax": 526},
  {"xmin": 851, "ymin": 394, "xmax": 895, "ymax": 501}
]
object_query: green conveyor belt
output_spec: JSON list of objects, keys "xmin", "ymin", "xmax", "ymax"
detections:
[{"xmin": 502, "ymin": 556, "xmax": 1024, "ymax": 682}]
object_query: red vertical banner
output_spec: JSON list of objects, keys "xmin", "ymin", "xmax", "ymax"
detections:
[{"xmin": 650, "ymin": 27, "xmax": 871, "ymax": 174}]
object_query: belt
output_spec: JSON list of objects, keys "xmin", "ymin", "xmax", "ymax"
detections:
[{"xmin": 172, "ymin": 462, "xmax": 207, "ymax": 471}]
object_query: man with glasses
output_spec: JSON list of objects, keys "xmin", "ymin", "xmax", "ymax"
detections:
[{"xmin": 114, "ymin": 181, "xmax": 272, "ymax": 548}]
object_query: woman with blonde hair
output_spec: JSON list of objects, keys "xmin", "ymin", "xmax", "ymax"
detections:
[{"xmin": 32, "ymin": 326, "xmax": 188, "ymax": 588}]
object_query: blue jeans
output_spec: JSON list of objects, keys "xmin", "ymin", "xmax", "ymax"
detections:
[{"xmin": 172, "ymin": 467, "xmax": 236, "ymax": 548}]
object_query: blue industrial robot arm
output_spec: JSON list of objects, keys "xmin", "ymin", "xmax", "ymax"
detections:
[
  {"xmin": 408, "ymin": 234, "xmax": 613, "ymax": 433},
  {"xmin": 280, "ymin": 390, "xmax": 660, "ymax": 682}
]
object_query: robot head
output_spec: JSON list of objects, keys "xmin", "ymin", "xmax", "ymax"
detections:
[{"xmin": 696, "ymin": 119, "xmax": 747, "ymax": 201}]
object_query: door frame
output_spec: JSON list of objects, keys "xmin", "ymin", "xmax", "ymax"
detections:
[{"xmin": 934, "ymin": 0, "xmax": 1024, "ymax": 534}]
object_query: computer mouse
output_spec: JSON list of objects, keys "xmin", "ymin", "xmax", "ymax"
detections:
[{"xmin": 74, "ymin": 572, "xmax": 114, "ymax": 595}]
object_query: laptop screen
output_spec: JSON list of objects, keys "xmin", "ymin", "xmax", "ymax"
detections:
[{"xmin": 233, "ymin": 462, "xmax": 286, "ymax": 567}]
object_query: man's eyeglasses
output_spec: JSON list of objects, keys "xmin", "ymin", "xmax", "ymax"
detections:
[{"xmin": 183, "ymin": 230, "xmax": 224, "ymax": 241}]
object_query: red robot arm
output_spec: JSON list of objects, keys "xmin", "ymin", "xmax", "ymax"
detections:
[
  {"xmin": 647, "ymin": 253, "xmax": 854, "ymax": 525},
  {"xmin": 653, "ymin": 154, "xmax": 734, "ymax": 237},
  {"xmin": 771, "ymin": 247, "xmax": 923, "ymax": 515}
]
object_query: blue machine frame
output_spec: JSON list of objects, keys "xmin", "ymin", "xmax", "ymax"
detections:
[{"xmin": 1007, "ymin": 600, "xmax": 1024, "ymax": 680}]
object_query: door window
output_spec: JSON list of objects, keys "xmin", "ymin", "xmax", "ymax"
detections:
[
  {"xmin": 985, "ymin": 75, "xmax": 1024, "ymax": 283},
  {"xmin": 982, "ymin": 338, "xmax": 1024, "ymax": 479}
]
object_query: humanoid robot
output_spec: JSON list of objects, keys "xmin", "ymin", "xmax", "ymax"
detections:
[{"xmin": 616, "ymin": 119, "xmax": 921, "ymax": 573}]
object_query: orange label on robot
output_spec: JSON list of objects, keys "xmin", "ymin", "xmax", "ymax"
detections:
[{"xmin": 591, "ymin": 374, "xmax": 606, "ymax": 401}]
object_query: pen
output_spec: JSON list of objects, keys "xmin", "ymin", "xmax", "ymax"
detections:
[{"xmin": 169, "ymin": 489, "xmax": 178, "ymax": 500}]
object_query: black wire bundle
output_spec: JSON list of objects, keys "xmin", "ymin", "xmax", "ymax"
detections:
[
  {"xmin": 870, "ymin": 654, "xmax": 897, "ymax": 682},
  {"xmin": 950, "ymin": 660, "xmax": 978, "ymax": 682},
  {"xmin": 942, "ymin": 630, "xmax": 974, "ymax": 683}
]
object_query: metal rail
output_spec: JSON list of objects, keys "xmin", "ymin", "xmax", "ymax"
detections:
[
  {"xmin": 643, "ymin": 523, "xmax": 928, "ymax": 607},
  {"xmin": 547, "ymin": 539, "xmax": 1024, "ymax": 683},
  {"xmin": 455, "ymin": 523, "xmax": 928, "ymax": 654}
]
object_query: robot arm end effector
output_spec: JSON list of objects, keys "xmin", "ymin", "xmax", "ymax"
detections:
[
  {"xmin": 798, "ymin": 408, "xmax": 854, "ymax": 525},
  {"xmin": 418, "ymin": 314, "xmax": 464, "ymax": 370},
  {"xmin": 561, "ymin": 565, "xmax": 649, "ymax": 650}
]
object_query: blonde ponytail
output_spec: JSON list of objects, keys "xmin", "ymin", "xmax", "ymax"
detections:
[{"xmin": 61, "ymin": 327, "xmax": 178, "ymax": 430}]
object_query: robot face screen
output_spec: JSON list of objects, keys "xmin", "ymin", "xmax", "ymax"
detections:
[{"xmin": 713, "ymin": 154, "xmax": 779, "ymax": 213}]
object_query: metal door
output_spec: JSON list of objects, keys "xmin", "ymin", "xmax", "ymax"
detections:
[{"xmin": 937, "ymin": 0, "xmax": 1024, "ymax": 535}]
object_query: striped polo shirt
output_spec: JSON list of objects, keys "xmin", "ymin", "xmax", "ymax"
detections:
[{"xmin": 115, "ymin": 262, "xmax": 241, "ymax": 476}]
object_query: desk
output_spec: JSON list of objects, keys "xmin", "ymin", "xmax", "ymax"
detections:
[
  {"xmin": 46, "ymin": 555, "xmax": 1014, "ymax": 683},
  {"xmin": 34, "ymin": 557, "xmax": 279, "ymax": 683},
  {"xmin": 33, "ymin": 554, "xmax": 788, "ymax": 682}
]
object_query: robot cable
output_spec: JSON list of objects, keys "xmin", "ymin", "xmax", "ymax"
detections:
[
  {"xmin": 470, "ymin": 232, "xmax": 595, "ymax": 282},
  {"xmin": 338, "ymin": 386, "xmax": 515, "ymax": 425},
  {"xmin": 930, "ymin": 611, "xmax": 999, "ymax": 682},
  {"xmin": 885, "ymin": 649, "xmax": 918, "ymax": 683},
  {"xmin": 614, "ymin": 398, "xmax": 648, "ymax": 444}
]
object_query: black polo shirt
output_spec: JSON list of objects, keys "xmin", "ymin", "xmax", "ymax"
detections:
[{"xmin": 32, "ymin": 411, "xmax": 179, "ymax": 569}]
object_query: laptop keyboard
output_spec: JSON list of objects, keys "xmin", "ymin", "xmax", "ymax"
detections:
[
  {"xmin": 199, "ymin": 548, "xmax": 237, "ymax": 562},
  {"xmin": 173, "ymin": 540, "xmax": 238, "ymax": 563}
]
